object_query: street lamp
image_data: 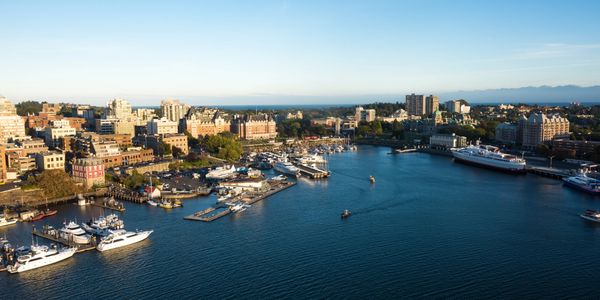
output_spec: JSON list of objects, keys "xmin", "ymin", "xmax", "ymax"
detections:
[{"xmin": 549, "ymin": 155, "xmax": 555, "ymax": 168}]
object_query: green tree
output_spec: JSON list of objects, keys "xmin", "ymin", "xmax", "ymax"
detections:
[
  {"xmin": 201, "ymin": 133, "xmax": 243, "ymax": 162},
  {"xmin": 36, "ymin": 170, "xmax": 82, "ymax": 198}
]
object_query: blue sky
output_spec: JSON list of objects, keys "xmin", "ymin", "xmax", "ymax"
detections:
[{"xmin": 1, "ymin": 0, "xmax": 599, "ymax": 105}]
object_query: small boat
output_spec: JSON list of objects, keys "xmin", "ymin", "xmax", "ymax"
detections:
[
  {"xmin": 30, "ymin": 209, "xmax": 58, "ymax": 222},
  {"xmin": 369, "ymin": 175, "xmax": 375, "ymax": 183},
  {"xmin": 0, "ymin": 216, "xmax": 18, "ymax": 227},
  {"xmin": 341, "ymin": 210, "xmax": 352, "ymax": 219},
  {"xmin": 172, "ymin": 200, "xmax": 183, "ymax": 208},
  {"xmin": 147, "ymin": 200, "xmax": 158, "ymax": 207},
  {"xmin": 159, "ymin": 201, "xmax": 173, "ymax": 209},
  {"xmin": 580, "ymin": 209, "xmax": 600, "ymax": 223}
]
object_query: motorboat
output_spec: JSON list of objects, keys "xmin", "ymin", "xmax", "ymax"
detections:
[
  {"xmin": 30, "ymin": 209, "xmax": 58, "ymax": 222},
  {"xmin": 581, "ymin": 209, "xmax": 600, "ymax": 223},
  {"xmin": 96, "ymin": 229, "xmax": 153, "ymax": 252},
  {"xmin": 7, "ymin": 244, "xmax": 76, "ymax": 273},
  {"xmin": 82, "ymin": 214, "xmax": 125, "ymax": 236},
  {"xmin": 0, "ymin": 216, "xmax": 17, "ymax": 227},
  {"xmin": 59, "ymin": 221, "xmax": 92, "ymax": 244},
  {"xmin": 341, "ymin": 210, "xmax": 352, "ymax": 219}
]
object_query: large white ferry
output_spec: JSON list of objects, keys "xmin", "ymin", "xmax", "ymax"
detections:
[
  {"xmin": 96, "ymin": 229, "xmax": 153, "ymax": 252},
  {"xmin": 273, "ymin": 162, "xmax": 300, "ymax": 177},
  {"xmin": 563, "ymin": 172, "xmax": 600, "ymax": 195},
  {"xmin": 7, "ymin": 244, "xmax": 76, "ymax": 273},
  {"xmin": 451, "ymin": 145, "xmax": 526, "ymax": 173}
]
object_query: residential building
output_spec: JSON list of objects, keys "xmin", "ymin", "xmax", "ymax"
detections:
[
  {"xmin": 286, "ymin": 111, "xmax": 303, "ymax": 120},
  {"xmin": 355, "ymin": 106, "xmax": 377, "ymax": 122},
  {"xmin": 41, "ymin": 102, "xmax": 61, "ymax": 115},
  {"xmin": 35, "ymin": 151, "xmax": 66, "ymax": 171},
  {"xmin": 100, "ymin": 148, "xmax": 154, "ymax": 168},
  {"xmin": 161, "ymin": 134, "xmax": 189, "ymax": 155},
  {"xmin": 378, "ymin": 109, "xmax": 408, "ymax": 123},
  {"xmin": 406, "ymin": 94, "xmax": 439, "ymax": 116},
  {"xmin": 17, "ymin": 139, "xmax": 48, "ymax": 156},
  {"xmin": 231, "ymin": 113, "xmax": 277, "ymax": 140},
  {"xmin": 105, "ymin": 98, "xmax": 133, "ymax": 119},
  {"xmin": 445, "ymin": 100, "xmax": 471, "ymax": 114},
  {"xmin": 0, "ymin": 97, "xmax": 26, "ymax": 142},
  {"xmin": 552, "ymin": 139, "xmax": 600, "ymax": 157},
  {"xmin": 147, "ymin": 117, "xmax": 179, "ymax": 135},
  {"xmin": 72, "ymin": 158, "xmax": 105, "ymax": 188},
  {"xmin": 95, "ymin": 118, "xmax": 136, "ymax": 137},
  {"xmin": 495, "ymin": 123, "xmax": 518, "ymax": 144},
  {"xmin": 134, "ymin": 108, "xmax": 158, "ymax": 122},
  {"xmin": 183, "ymin": 107, "xmax": 231, "ymax": 137},
  {"xmin": 522, "ymin": 113, "xmax": 570, "ymax": 148},
  {"xmin": 92, "ymin": 141, "xmax": 121, "ymax": 158},
  {"xmin": 0, "ymin": 145, "xmax": 6, "ymax": 183},
  {"xmin": 161, "ymin": 99, "xmax": 190, "ymax": 122},
  {"xmin": 0, "ymin": 97, "xmax": 18, "ymax": 116},
  {"xmin": 429, "ymin": 133, "xmax": 467, "ymax": 149}
]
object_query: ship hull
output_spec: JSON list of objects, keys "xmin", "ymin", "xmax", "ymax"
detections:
[
  {"xmin": 452, "ymin": 153, "xmax": 526, "ymax": 174},
  {"xmin": 563, "ymin": 179, "xmax": 600, "ymax": 195},
  {"xmin": 96, "ymin": 231, "xmax": 153, "ymax": 252},
  {"xmin": 7, "ymin": 248, "xmax": 76, "ymax": 273}
]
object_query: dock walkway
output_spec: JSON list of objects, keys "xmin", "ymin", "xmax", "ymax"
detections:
[
  {"xmin": 294, "ymin": 164, "xmax": 330, "ymax": 179},
  {"xmin": 526, "ymin": 166, "xmax": 570, "ymax": 179},
  {"xmin": 32, "ymin": 227, "xmax": 96, "ymax": 253}
]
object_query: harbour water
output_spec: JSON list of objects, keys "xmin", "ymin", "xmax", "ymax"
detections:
[{"xmin": 2, "ymin": 146, "xmax": 600, "ymax": 298}]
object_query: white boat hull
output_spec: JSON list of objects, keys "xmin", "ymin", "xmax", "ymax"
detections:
[
  {"xmin": 97, "ymin": 230, "xmax": 153, "ymax": 252},
  {"xmin": 0, "ymin": 219, "xmax": 17, "ymax": 227},
  {"xmin": 452, "ymin": 151, "xmax": 526, "ymax": 172},
  {"xmin": 7, "ymin": 248, "xmax": 76, "ymax": 273}
]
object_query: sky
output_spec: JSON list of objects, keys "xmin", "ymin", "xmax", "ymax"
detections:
[{"xmin": 1, "ymin": 0, "xmax": 599, "ymax": 105}]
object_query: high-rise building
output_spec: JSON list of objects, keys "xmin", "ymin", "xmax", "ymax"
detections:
[
  {"xmin": 44, "ymin": 120, "xmax": 76, "ymax": 148},
  {"xmin": 105, "ymin": 98, "xmax": 133, "ymax": 119},
  {"xmin": 445, "ymin": 100, "xmax": 471, "ymax": 114},
  {"xmin": 147, "ymin": 117, "xmax": 179, "ymax": 135},
  {"xmin": 495, "ymin": 123, "xmax": 518, "ymax": 144},
  {"xmin": 522, "ymin": 113, "xmax": 570, "ymax": 148},
  {"xmin": 406, "ymin": 94, "xmax": 439, "ymax": 116},
  {"xmin": 0, "ymin": 97, "xmax": 27, "ymax": 143},
  {"xmin": 161, "ymin": 99, "xmax": 190, "ymax": 122}
]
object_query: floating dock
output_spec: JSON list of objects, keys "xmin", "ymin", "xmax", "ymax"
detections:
[
  {"xmin": 184, "ymin": 181, "xmax": 296, "ymax": 222},
  {"xmin": 295, "ymin": 164, "xmax": 330, "ymax": 179},
  {"xmin": 32, "ymin": 227, "xmax": 96, "ymax": 253},
  {"xmin": 90, "ymin": 202, "xmax": 126, "ymax": 212}
]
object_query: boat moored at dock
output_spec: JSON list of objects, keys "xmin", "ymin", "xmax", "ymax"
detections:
[
  {"xmin": 563, "ymin": 173, "xmax": 600, "ymax": 194},
  {"xmin": 451, "ymin": 145, "xmax": 526, "ymax": 173},
  {"xmin": 96, "ymin": 229, "xmax": 153, "ymax": 252},
  {"xmin": 59, "ymin": 221, "xmax": 92, "ymax": 244},
  {"xmin": 7, "ymin": 244, "xmax": 76, "ymax": 273},
  {"xmin": 273, "ymin": 161, "xmax": 300, "ymax": 177},
  {"xmin": 0, "ymin": 216, "xmax": 18, "ymax": 227}
]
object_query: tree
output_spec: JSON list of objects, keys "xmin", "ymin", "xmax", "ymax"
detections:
[
  {"xmin": 201, "ymin": 133, "xmax": 243, "ymax": 162},
  {"xmin": 160, "ymin": 141, "xmax": 172, "ymax": 156},
  {"xmin": 36, "ymin": 170, "xmax": 82, "ymax": 198},
  {"xmin": 15, "ymin": 101, "xmax": 42, "ymax": 116}
]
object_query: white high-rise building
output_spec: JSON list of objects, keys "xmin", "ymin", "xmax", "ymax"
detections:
[
  {"xmin": 147, "ymin": 117, "xmax": 179, "ymax": 135},
  {"xmin": 0, "ymin": 97, "xmax": 26, "ymax": 142},
  {"xmin": 105, "ymin": 98, "xmax": 133, "ymax": 119},
  {"xmin": 161, "ymin": 99, "xmax": 190, "ymax": 122}
]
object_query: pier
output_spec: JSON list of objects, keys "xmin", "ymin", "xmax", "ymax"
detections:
[
  {"xmin": 527, "ymin": 166, "xmax": 570, "ymax": 179},
  {"xmin": 184, "ymin": 180, "xmax": 296, "ymax": 222},
  {"xmin": 32, "ymin": 226, "xmax": 97, "ymax": 253},
  {"xmin": 90, "ymin": 202, "xmax": 126, "ymax": 212},
  {"xmin": 295, "ymin": 164, "xmax": 330, "ymax": 179}
]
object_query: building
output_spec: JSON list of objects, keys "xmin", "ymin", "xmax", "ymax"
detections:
[
  {"xmin": 445, "ymin": 100, "xmax": 471, "ymax": 114},
  {"xmin": 134, "ymin": 108, "xmax": 158, "ymax": 122},
  {"xmin": 552, "ymin": 139, "xmax": 600, "ymax": 158},
  {"xmin": 406, "ymin": 94, "xmax": 439, "ymax": 116},
  {"xmin": 429, "ymin": 133, "xmax": 467, "ymax": 149},
  {"xmin": 183, "ymin": 107, "xmax": 231, "ymax": 137},
  {"xmin": 286, "ymin": 111, "xmax": 303, "ymax": 120},
  {"xmin": 161, "ymin": 99, "xmax": 190, "ymax": 122},
  {"xmin": 231, "ymin": 114, "xmax": 277, "ymax": 140},
  {"xmin": 41, "ymin": 102, "xmax": 61, "ymax": 115},
  {"xmin": 378, "ymin": 109, "xmax": 408, "ymax": 123},
  {"xmin": 495, "ymin": 123, "xmax": 518, "ymax": 144},
  {"xmin": 105, "ymin": 98, "xmax": 133, "ymax": 119},
  {"xmin": 95, "ymin": 118, "xmax": 136, "ymax": 137},
  {"xmin": 0, "ymin": 145, "xmax": 6, "ymax": 183},
  {"xmin": 17, "ymin": 139, "xmax": 49, "ymax": 156},
  {"xmin": 44, "ymin": 120, "xmax": 76, "ymax": 148},
  {"xmin": 92, "ymin": 141, "xmax": 121, "ymax": 158},
  {"xmin": 142, "ymin": 134, "xmax": 188, "ymax": 156},
  {"xmin": 0, "ymin": 97, "xmax": 26, "ymax": 143},
  {"xmin": 522, "ymin": 113, "xmax": 570, "ymax": 148},
  {"xmin": 147, "ymin": 117, "xmax": 179, "ymax": 135},
  {"xmin": 72, "ymin": 158, "xmax": 105, "ymax": 188},
  {"xmin": 218, "ymin": 178, "xmax": 269, "ymax": 192},
  {"xmin": 100, "ymin": 148, "xmax": 154, "ymax": 168},
  {"xmin": 35, "ymin": 151, "xmax": 66, "ymax": 171},
  {"xmin": 354, "ymin": 106, "xmax": 377, "ymax": 122}
]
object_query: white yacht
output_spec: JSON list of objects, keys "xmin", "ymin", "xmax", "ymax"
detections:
[
  {"xmin": 206, "ymin": 165, "xmax": 237, "ymax": 180},
  {"xmin": 7, "ymin": 244, "xmax": 76, "ymax": 273},
  {"xmin": 96, "ymin": 229, "xmax": 153, "ymax": 252},
  {"xmin": 297, "ymin": 154, "xmax": 327, "ymax": 164},
  {"xmin": 0, "ymin": 216, "xmax": 17, "ymax": 227},
  {"xmin": 82, "ymin": 214, "xmax": 125, "ymax": 236},
  {"xmin": 273, "ymin": 162, "xmax": 300, "ymax": 177},
  {"xmin": 59, "ymin": 221, "xmax": 91, "ymax": 244}
]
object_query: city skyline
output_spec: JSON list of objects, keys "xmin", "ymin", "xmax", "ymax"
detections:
[{"xmin": 1, "ymin": 1, "xmax": 600, "ymax": 105}]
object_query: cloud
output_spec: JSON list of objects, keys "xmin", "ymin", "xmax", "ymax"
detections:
[{"xmin": 511, "ymin": 43, "xmax": 600, "ymax": 60}]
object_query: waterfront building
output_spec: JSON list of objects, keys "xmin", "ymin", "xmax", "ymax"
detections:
[
  {"xmin": 72, "ymin": 157, "xmax": 105, "ymax": 188},
  {"xmin": 552, "ymin": 139, "xmax": 600, "ymax": 158},
  {"xmin": 406, "ymin": 94, "xmax": 439, "ymax": 116},
  {"xmin": 231, "ymin": 113, "xmax": 277, "ymax": 140},
  {"xmin": 429, "ymin": 133, "xmax": 467, "ymax": 149},
  {"xmin": 35, "ymin": 151, "xmax": 65, "ymax": 171},
  {"xmin": 495, "ymin": 123, "xmax": 518, "ymax": 144},
  {"xmin": 183, "ymin": 107, "xmax": 231, "ymax": 138},
  {"xmin": 522, "ymin": 113, "xmax": 570, "ymax": 148},
  {"xmin": 147, "ymin": 117, "xmax": 179, "ymax": 135},
  {"xmin": 124, "ymin": 160, "xmax": 170, "ymax": 175},
  {"xmin": 161, "ymin": 99, "xmax": 190, "ymax": 122}
]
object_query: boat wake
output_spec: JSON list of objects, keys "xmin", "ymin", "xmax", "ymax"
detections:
[{"xmin": 352, "ymin": 196, "xmax": 419, "ymax": 215}]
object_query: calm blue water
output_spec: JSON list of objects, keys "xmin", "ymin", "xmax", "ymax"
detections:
[{"xmin": 2, "ymin": 146, "xmax": 600, "ymax": 298}]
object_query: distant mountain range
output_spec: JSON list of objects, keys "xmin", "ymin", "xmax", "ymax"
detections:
[{"xmin": 439, "ymin": 85, "xmax": 600, "ymax": 103}]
